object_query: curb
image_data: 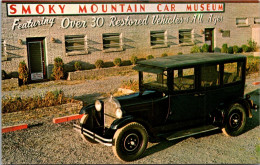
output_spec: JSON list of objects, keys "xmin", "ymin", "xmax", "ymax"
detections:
[
  {"xmin": 252, "ymin": 82, "xmax": 260, "ymax": 85},
  {"xmin": 53, "ymin": 114, "xmax": 84, "ymax": 124},
  {"xmin": 2, "ymin": 124, "xmax": 28, "ymax": 133}
]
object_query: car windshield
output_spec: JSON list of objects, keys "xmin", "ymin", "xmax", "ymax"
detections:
[{"xmin": 142, "ymin": 71, "xmax": 168, "ymax": 91}]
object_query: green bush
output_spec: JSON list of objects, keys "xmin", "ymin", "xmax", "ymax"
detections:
[
  {"xmin": 130, "ymin": 55, "xmax": 138, "ymax": 65},
  {"xmin": 214, "ymin": 47, "xmax": 221, "ymax": 53},
  {"xmin": 202, "ymin": 44, "xmax": 209, "ymax": 52},
  {"xmin": 221, "ymin": 44, "xmax": 228, "ymax": 53},
  {"xmin": 228, "ymin": 46, "xmax": 233, "ymax": 54},
  {"xmin": 177, "ymin": 52, "xmax": 183, "ymax": 55},
  {"xmin": 2, "ymin": 70, "xmax": 7, "ymax": 80},
  {"xmin": 242, "ymin": 44, "xmax": 249, "ymax": 53},
  {"xmin": 146, "ymin": 55, "xmax": 154, "ymax": 59},
  {"xmin": 113, "ymin": 58, "xmax": 122, "ymax": 66},
  {"xmin": 51, "ymin": 57, "xmax": 64, "ymax": 80},
  {"xmin": 18, "ymin": 61, "xmax": 29, "ymax": 85},
  {"xmin": 233, "ymin": 45, "xmax": 239, "ymax": 54},
  {"xmin": 74, "ymin": 61, "xmax": 82, "ymax": 71},
  {"xmin": 247, "ymin": 38, "xmax": 257, "ymax": 52},
  {"xmin": 161, "ymin": 53, "xmax": 168, "ymax": 57},
  {"xmin": 95, "ymin": 59, "xmax": 104, "ymax": 69},
  {"xmin": 190, "ymin": 45, "xmax": 201, "ymax": 53}
]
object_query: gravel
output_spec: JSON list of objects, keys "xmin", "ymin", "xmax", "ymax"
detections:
[
  {"xmin": 1, "ymin": 73, "xmax": 260, "ymax": 164},
  {"xmin": 2, "ymin": 110, "xmax": 259, "ymax": 164}
]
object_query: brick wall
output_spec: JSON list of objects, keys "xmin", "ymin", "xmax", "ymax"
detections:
[{"xmin": 1, "ymin": 3, "xmax": 259, "ymax": 79}]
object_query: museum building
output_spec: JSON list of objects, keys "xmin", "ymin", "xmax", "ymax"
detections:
[{"xmin": 1, "ymin": 0, "xmax": 260, "ymax": 81}]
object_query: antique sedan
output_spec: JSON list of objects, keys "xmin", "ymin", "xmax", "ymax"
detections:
[{"xmin": 74, "ymin": 53, "xmax": 258, "ymax": 161}]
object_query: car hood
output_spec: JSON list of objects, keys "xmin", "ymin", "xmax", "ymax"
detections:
[{"xmin": 115, "ymin": 90, "xmax": 163, "ymax": 109}]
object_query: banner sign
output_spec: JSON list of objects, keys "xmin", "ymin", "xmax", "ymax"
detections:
[{"xmin": 7, "ymin": 3, "xmax": 224, "ymax": 16}]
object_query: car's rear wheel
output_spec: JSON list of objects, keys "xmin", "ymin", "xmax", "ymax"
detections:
[
  {"xmin": 112, "ymin": 122, "xmax": 148, "ymax": 162},
  {"xmin": 222, "ymin": 103, "xmax": 247, "ymax": 136}
]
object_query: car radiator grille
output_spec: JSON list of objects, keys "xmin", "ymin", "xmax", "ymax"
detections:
[{"xmin": 104, "ymin": 99, "xmax": 117, "ymax": 128}]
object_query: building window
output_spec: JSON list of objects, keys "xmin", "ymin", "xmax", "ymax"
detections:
[
  {"xmin": 179, "ymin": 29, "xmax": 193, "ymax": 45},
  {"xmin": 1, "ymin": 39, "xmax": 7, "ymax": 61},
  {"xmin": 224, "ymin": 62, "xmax": 243, "ymax": 84},
  {"xmin": 254, "ymin": 18, "xmax": 260, "ymax": 24},
  {"xmin": 65, "ymin": 35, "xmax": 87, "ymax": 56},
  {"xmin": 150, "ymin": 30, "xmax": 167, "ymax": 48},
  {"xmin": 102, "ymin": 33, "xmax": 123, "ymax": 52},
  {"xmin": 236, "ymin": 18, "xmax": 248, "ymax": 26},
  {"xmin": 222, "ymin": 30, "xmax": 230, "ymax": 38}
]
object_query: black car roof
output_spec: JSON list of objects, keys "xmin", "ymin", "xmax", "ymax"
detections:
[{"xmin": 134, "ymin": 53, "xmax": 246, "ymax": 70}]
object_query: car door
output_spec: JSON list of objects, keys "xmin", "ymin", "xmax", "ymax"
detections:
[{"xmin": 167, "ymin": 67, "xmax": 206, "ymax": 129}]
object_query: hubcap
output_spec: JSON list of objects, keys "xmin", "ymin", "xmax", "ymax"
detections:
[
  {"xmin": 123, "ymin": 133, "xmax": 140, "ymax": 152},
  {"xmin": 229, "ymin": 111, "xmax": 242, "ymax": 129}
]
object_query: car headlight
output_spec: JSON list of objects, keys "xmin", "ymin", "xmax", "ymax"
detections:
[
  {"xmin": 115, "ymin": 108, "xmax": 123, "ymax": 118},
  {"xmin": 95, "ymin": 100, "xmax": 102, "ymax": 111}
]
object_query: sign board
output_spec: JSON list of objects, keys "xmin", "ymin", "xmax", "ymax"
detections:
[
  {"xmin": 31, "ymin": 73, "xmax": 43, "ymax": 80},
  {"xmin": 7, "ymin": 3, "xmax": 224, "ymax": 16}
]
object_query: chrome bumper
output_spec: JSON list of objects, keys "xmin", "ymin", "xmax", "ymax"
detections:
[{"xmin": 73, "ymin": 124, "xmax": 113, "ymax": 146}]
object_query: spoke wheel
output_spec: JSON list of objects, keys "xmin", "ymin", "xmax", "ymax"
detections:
[
  {"xmin": 112, "ymin": 122, "xmax": 148, "ymax": 162},
  {"xmin": 222, "ymin": 103, "xmax": 246, "ymax": 136}
]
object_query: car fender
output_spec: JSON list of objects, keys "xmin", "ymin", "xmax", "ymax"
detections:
[{"xmin": 110, "ymin": 116, "xmax": 151, "ymax": 132}]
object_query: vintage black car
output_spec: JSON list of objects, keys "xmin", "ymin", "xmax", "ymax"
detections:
[{"xmin": 74, "ymin": 53, "xmax": 258, "ymax": 161}]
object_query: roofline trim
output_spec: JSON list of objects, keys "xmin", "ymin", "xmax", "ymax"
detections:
[{"xmin": 1, "ymin": 0, "xmax": 259, "ymax": 3}]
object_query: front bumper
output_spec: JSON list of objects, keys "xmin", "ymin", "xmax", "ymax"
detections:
[{"xmin": 73, "ymin": 124, "xmax": 113, "ymax": 146}]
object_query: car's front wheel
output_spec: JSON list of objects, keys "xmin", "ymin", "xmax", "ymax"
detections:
[
  {"xmin": 112, "ymin": 122, "xmax": 148, "ymax": 161},
  {"xmin": 222, "ymin": 103, "xmax": 247, "ymax": 136}
]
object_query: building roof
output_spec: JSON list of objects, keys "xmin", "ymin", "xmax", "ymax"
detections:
[
  {"xmin": 134, "ymin": 53, "xmax": 246, "ymax": 70},
  {"xmin": 2, "ymin": 0, "xmax": 259, "ymax": 3}
]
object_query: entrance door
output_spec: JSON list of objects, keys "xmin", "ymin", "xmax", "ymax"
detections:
[
  {"xmin": 205, "ymin": 28, "xmax": 214, "ymax": 52},
  {"xmin": 27, "ymin": 38, "xmax": 46, "ymax": 81}
]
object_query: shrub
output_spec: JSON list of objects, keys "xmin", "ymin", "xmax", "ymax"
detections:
[
  {"xmin": 233, "ymin": 45, "xmax": 239, "ymax": 54},
  {"xmin": 18, "ymin": 61, "xmax": 29, "ymax": 85},
  {"xmin": 242, "ymin": 44, "xmax": 249, "ymax": 53},
  {"xmin": 247, "ymin": 38, "xmax": 257, "ymax": 52},
  {"xmin": 221, "ymin": 44, "xmax": 228, "ymax": 53},
  {"xmin": 177, "ymin": 52, "xmax": 183, "ymax": 55},
  {"xmin": 2, "ymin": 70, "xmax": 7, "ymax": 80},
  {"xmin": 1, "ymin": 90, "xmax": 75, "ymax": 113},
  {"xmin": 121, "ymin": 79, "xmax": 139, "ymax": 92},
  {"xmin": 130, "ymin": 55, "xmax": 138, "ymax": 65},
  {"xmin": 228, "ymin": 46, "xmax": 233, "ymax": 54},
  {"xmin": 146, "ymin": 55, "xmax": 154, "ymax": 59},
  {"xmin": 201, "ymin": 44, "xmax": 209, "ymax": 52},
  {"xmin": 161, "ymin": 53, "xmax": 168, "ymax": 57},
  {"xmin": 51, "ymin": 57, "xmax": 64, "ymax": 80},
  {"xmin": 74, "ymin": 61, "xmax": 82, "ymax": 71},
  {"xmin": 214, "ymin": 47, "xmax": 221, "ymax": 53},
  {"xmin": 113, "ymin": 58, "xmax": 122, "ymax": 67},
  {"xmin": 95, "ymin": 59, "xmax": 104, "ymax": 69},
  {"xmin": 190, "ymin": 45, "xmax": 201, "ymax": 53}
]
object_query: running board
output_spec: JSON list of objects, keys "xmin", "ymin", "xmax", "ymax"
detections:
[{"xmin": 163, "ymin": 125, "xmax": 219, "ymax": 141}]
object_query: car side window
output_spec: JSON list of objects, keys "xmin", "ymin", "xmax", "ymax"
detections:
[
  {"xmin": 173, "ymin": 68, "xmax": 195, "ymax": 91},
  {"xmin": 201, "ymin": 64, "xmax": 220, "ymax": 88},
  {"xmin": 224, "ymin": 62, "xmax": 242, "ymax": 84},
  {"xmin": 143, "ymin": 71, "xmax": 168, "ymax": 89}
]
